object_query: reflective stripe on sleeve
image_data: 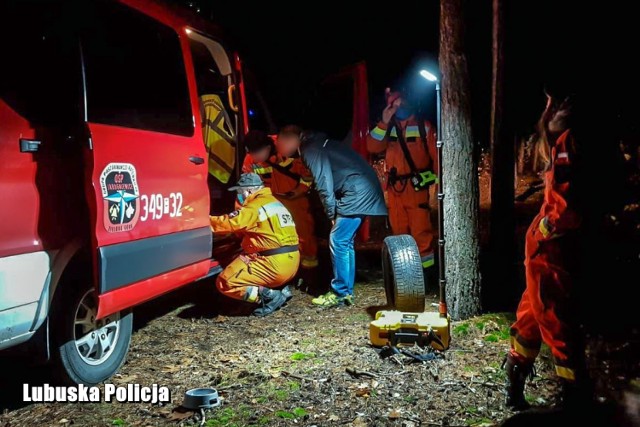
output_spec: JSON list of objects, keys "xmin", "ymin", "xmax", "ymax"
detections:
[{"xmin": 370, "ymin": 126, "xmax": 386, "ymax": 141}]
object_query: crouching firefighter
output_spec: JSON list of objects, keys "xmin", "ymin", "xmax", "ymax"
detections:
[
  {"xmin": 210, "ymin": 173, "xmax": 300, "ymax": 317},
  {"xmin": 367, "ymin": 89, "xmax": 438, "ymax": 271}
]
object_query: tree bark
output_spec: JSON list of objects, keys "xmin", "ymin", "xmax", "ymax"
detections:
[
  {"xmin": 488, "ymin": 0, "xmax": 517, "ymax": 310},
  {"xmin": 439, "ymin": 0, "xmax": 482, "ymax": 319},
  {"xmin": 490, "ymin": 0, "xmax": 504, "ymax": 156}
]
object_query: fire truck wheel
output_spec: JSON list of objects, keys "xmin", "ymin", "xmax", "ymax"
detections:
[
  {"xmin": 382, "ymin": 235, "xmax": 426, "ymax": 312},
  {"xmin": 52, "ymin": 286, "xmax": 132, "ymax": 385}
]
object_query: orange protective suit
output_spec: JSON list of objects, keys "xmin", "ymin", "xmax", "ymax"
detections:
[
  {"xmin": 242, "ymin": 153, "xmax": 272, "ymax": 184},
  {"xmin": 242, "ymin": 153, "xmax": 318, "ymax": 269},
  {"xmin": 210, "ymin": 187, "xmax": 300, "ymax": 302},
  {"xmin": 367, "ymin": 118, "xmax": 438, "ymax": 268},
  {"xmin": 510, "ymin": 129, "xmax": 582, "ymax": 381}
]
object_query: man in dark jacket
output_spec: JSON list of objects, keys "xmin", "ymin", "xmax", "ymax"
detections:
[{"xmin": 277, "ymin": 127, "xmax": 387, "ymax": 307}]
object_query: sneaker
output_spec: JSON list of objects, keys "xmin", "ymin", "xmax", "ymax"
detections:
[
  {"xmin": 253, "ymin": 288, "xmax": 286, "ymax": 317},
  {"xmin": 311, "ymin": 291, "xmax": 346, "ymax": 307},
  {"xmin": 343, "ymin": 294, "xmax": 355, "ymax": 306}
]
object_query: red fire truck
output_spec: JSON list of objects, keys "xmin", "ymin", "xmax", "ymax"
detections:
[
  {"xmin": 0, "ymin": 0, "xmax": 252, "ymax": 384},
  {"xmin": 0, "ymin": 0, "xmax": 371, "ymax": 384}
]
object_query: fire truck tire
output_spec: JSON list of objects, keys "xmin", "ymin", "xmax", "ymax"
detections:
[
  {"xmin": 51, "ymin": 285, "xmax": 132, "ymax": 385},
  {"xmin": 382, "ymin": 235, "xmax": 426, "ymax": 312}
]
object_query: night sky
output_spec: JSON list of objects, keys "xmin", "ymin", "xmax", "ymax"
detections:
[
  {"xmin": 181, "ymin": 0, "xmax": 639, "ymax": 144},
  {"xmin": 200, "ymin": 0, "xmax": 445, "ymax": 122}
]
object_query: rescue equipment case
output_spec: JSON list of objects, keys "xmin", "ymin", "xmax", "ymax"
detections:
[{"xmin": 370, "ymin": 310, "xmax": 450, "ymax": 351}]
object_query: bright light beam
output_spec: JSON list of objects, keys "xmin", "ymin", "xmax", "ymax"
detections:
[{"xmin": 420, "ymin": 69, "xmax": 438, "ymax": 82}]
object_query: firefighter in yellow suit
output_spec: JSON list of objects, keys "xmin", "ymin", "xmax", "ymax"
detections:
[{"xmin": 210, "ymin": 173, "xmax": 301, "ymax": 317}]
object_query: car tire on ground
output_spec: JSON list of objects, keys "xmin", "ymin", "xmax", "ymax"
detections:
[
  {"xmin": 382, "ymin": 234, "xmax": 425, "ymax": 312},
  {"xmin": 51, "ymin": 285, "xmax": 132, "ymax": 385}
]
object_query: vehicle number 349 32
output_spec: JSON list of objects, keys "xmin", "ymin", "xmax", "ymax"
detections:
[{"xmin": 140, "ymin": 193, "xmax": 183, "ymax": 221}]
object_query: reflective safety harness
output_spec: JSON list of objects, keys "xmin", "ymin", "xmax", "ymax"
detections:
[
  {"xmin": 386, "ymin": 118, "xmax": 437, "ymax": 193},
  {"xmin": 252, "ymin": 165, "xmax": 273, "ymax": 178},
  {"xmin": 267, "ymin": 158, "xmax": 312, "ymax": 188}
]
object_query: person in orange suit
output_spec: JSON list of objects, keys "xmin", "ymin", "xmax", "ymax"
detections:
[
  {"xmin": 367, "ymin": 89, "xmax": 438, "ymax": 271},
  {"xmin": 505, "ymin": 90, "xmax": 592, "ymax": 409},
  {"xmin": 241, "ymin": 130, "xmax": 275, "ymax": 184},
  {"xmin": 242, "ymin": 129, "xmax": 318, "ymax": 275},
  {"xmin": 210, "ymin": 173, "xmax": 300, "ymax": 317},
  {"xmin": 273, "ymin": 125, "xmax": 318, "ymax": 271}
]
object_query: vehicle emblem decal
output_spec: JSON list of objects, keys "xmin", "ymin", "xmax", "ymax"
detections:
[{"xmin": 99, "ymin": 163, "xmax": 140, "ymax": 233}]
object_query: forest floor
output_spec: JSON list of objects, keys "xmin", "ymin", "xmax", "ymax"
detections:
[
  {"xmin": 1, "ymin": 274, "xmax": 563, "ymax": 427},
  {"xmin": 1, "ymin": 267, "xmax": 637, "ymax": 427}
]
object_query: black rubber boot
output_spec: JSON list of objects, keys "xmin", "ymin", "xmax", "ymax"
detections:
[
  {"xmin": 253, "ymin": 288, "xmax": 286, "ymax": 317},
  {"xmin": 296, "ymin": 268, "xmax": 317, "ymax": 294},
  {"xmin": 503, "ymin": 353, "xmax": 535, "ymax": 410},
  {"xmin": 559, "ymin": 376, "xmax": 593, "ymax": 409}
]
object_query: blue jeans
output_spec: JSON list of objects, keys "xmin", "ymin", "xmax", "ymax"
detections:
[{"xmin": 329, "ymin": 215, "xmax": 363, "ymax": 297}]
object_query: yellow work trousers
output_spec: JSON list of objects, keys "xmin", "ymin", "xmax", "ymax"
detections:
[{"xmin": 216, "ymin": 251, "xmax": 300, "ymax": 302}]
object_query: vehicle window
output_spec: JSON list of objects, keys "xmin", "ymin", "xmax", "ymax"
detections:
[
  {"xmin": 187, "ymin": 33, "xmax": 239, "ymax": 215},
  {"xmin": 243, "ymin": 69, "xmax": 274, "ymax": 133},
  {"xmin": 188, "ymin": 37, "xmax": 236, "ymax": 136},
  {"xmin": 81, "ymin": 3, "xmax": 193, "ymax": 136},
  {"xmin": 301, "ymin": 76, "xmax": 354, "ymax": 141},
  {"xmin": 0, "ymin": 1, "xmax": 81, "ymax": 128},
  {"xmin": 246, "ymin": 92, "xmax": 271, "ymax": 133}
]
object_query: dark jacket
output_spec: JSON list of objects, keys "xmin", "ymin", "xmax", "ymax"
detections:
[{"xmin": 301, "ymin": 132, "xmax": 387, "ymax": 220}]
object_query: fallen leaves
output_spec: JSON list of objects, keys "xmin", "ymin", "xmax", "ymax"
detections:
[
  {"xmin": 268, "ymin": 368, "xmax": 283, "ymax": 378},
  {"xmin": 166, "ymin": 408, "xmax": 194, "ymax": 421},
  {"xmin": 218, "ymin": 354, "xmax": 245, "ymax": 364},
  {"xmin": 355, "ymin": 387, "xmax": 370, "ymax": 398},
  {"xmin": 351, "ymin": 416, "xmax": 368, "ymax": 426},
  {"xmin": 113, "ymin": 373, "xmax": 138, "ymax": 383},
  {"xmin": 462, "ymin": 370, "xmax": 477, "ymax": 379},
  {"xmin": 388, "ymin": 409, "xmax": 402, "ymax": 419},
  {"xmin": 0, "ymin": 283, "xmax": 568, "ymax": 427}
]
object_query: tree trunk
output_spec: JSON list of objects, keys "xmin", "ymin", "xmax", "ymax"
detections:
[
  {"xmin": 439, "ymin": 0, "xmax": 482, "ymax": 320},
  {"xmin": 488, "ymin": 0, "xmax": 517, "ymax": 311},
  {"xmin": 490, "ymin": 0, "xmax": 504, "ymax": 154}
]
